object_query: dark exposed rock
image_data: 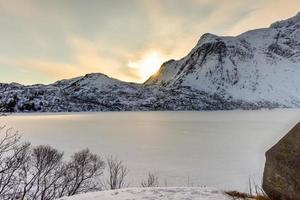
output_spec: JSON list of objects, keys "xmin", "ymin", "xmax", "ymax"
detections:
[{"xmin": 263, "ymin": 122, "xmax": 300, "ymax": 200}]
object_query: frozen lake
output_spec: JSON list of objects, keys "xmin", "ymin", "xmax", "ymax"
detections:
[{"xmin": 1, "ymin": 110, "xmax": 300, "ymax": 191}]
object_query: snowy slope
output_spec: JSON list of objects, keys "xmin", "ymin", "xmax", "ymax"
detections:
[
  {"xmin": 1, "ymin": 72, "xmax": 272, "ymax": 112},
  {"xmin": 145, "ymin": 13, "xmax": 300, "ymax": 106},
  {"xmin": 1, "ymin": 14, "xmax": 300, "ymax": 112},
  {"xmin": 56, "ymin": 187, "xmax": 232, "ymax": 200},
  {"xmin": 54, "ymin": 73, "xmax": 133, "ymax": 90}
]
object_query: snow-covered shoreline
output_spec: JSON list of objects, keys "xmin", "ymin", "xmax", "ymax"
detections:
[
  {"xmin": 2, "ymin": 107, "xmax": 300, "ymax": 117},
  {"xmin": 56, "ymin": 187, "xmax": 233, "ymax": 200}
]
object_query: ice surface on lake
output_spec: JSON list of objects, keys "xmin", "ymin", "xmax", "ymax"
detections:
[{"xmin": 1, "ymin": 110, "xmax": 300, "ymax": 191}]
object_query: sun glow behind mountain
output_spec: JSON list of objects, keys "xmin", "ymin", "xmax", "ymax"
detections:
[
  {"xmin": 1, "ymin": 0, "xmax": 300, "ymax": 84},
  {"xmin": 128, "ymin": 51, "xmax": 166, "ymax": 82}
]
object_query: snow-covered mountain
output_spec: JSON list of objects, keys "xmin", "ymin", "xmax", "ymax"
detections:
[
  {"xmin": 146, "ymin": 13, "xmax": 300, "ymax": 107},
  {"xmin": 0, "ymin": 72, "xmax": 268, "ymax": 112},
  {"xmin": 1, "ymin": 13, "xmax": 300, "ymax": 112}
]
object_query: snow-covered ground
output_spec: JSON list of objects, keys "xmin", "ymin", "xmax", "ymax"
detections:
[{"xmin": 56, "ymin": 187, "xmax": 232, "ymax": 200}]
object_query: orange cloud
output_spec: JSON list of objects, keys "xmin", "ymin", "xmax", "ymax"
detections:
[
  {"xmin": 0, "ymin": 57, "xmax": 83, "ymax": 80},
  {"xmin": 67, "ymin": 36, "xmax": 140, "ymax": 82}
]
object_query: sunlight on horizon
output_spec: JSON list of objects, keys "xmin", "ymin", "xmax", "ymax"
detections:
[
  {"xmin": 1, "ymin": 0, "xmax": 300, "ymax": 84},
  {"xmin": 128, "ymin": 51, "xmax": 166, "ymax": 82}
]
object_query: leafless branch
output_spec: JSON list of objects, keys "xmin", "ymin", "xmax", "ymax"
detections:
[{"xmin": 106, "ymin": 156, "xmax": 128, "ymax": 190}]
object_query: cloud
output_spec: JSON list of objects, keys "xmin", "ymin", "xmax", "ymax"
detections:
[
  {"xmin": 66, "ymin": 36, "xmax": 142, "ymax": 82},
  {"xmin": 135, "ymin": 0, "xmax": 258, "ymax": 60},
  {"xmin": 0, "ymin": 35, "xmax": 143, "ymax": 84},
  {"xmin": 0, "ymin": 57, "xmax": 82, "ymax": 80},
  {"xmin": 127, "ymin": 0, "xmax": 300, "ymax": 66},
  {"xmin": 0, "ymin": 0, "xmax": 300, "ymax": 84},
  {"xmin": 0, "ymin": 0, "xmax": 73, "ymax": 28},
  {"xmin": 227, "ymin": 0, "xmax": 300, "ymax": 35}
]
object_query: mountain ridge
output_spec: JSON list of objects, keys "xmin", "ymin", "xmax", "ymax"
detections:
[
  {"xmin": 1, "ymin": 13, "xmax": 300, "ymax": 112},
  {"xmin": 145, "ymin": 13, "xmax": 300, "ymax": 106}
]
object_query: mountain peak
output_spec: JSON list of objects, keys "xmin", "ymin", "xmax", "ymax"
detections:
[
  {"xmin": 2, "ymin": 13, "xmax": 300, "ymax": 113},
  {"xmin": 196, "ymin": 33, "xmax": 219, "ymax": 46},
  {"xmin": 83, "ymin": 73, "xmax": 108, "ymax": 78},
  {"xmin": 146, "ymin": 12, "xmax": 300, "ymax": 106},
  {"xmin": 270, "ymin": 12, "xmax": 300, "ymax": 29}
]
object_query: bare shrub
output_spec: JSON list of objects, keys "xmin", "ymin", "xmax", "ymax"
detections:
[
  {"xmin": 225, "ymin": 190, "xmax": 252, "ymax": 199},
  {"xmin": 59, "ymin": 149, "xmax": 105, "ymax": 197},
  {"xmin": 226, "ymin": 179, "xmax": 270, "ymax": 200},
  {"xmin": 0, "ymin": 126, "xmax": 21, "ymax": 160},
  {"xmin": 0, "ymin": 126, "xmax": 106, "ymax": 200},
  {"xmin": 141, "ymin": 172, "xmax": 159, "ymax": 187},
  {"xmin": 19, "ymin": 145, "xmax": 64, "ymax": 200},
  {"xmin": 106, "ymin": 156, "xmax": 128, "ymax": 190},
  {"xmin": 0, "ymin": 126, "xmax": 30, "ymax": 200},
  {"xmin": 225, "ymin": 191, "xmax": 270, "ymax": 200}
]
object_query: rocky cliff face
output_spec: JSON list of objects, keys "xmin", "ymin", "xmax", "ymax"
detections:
[{"xmin": 1, "ymin": 14, "xmax": 300, "ymax": 112}]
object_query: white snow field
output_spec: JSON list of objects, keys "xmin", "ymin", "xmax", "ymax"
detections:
[
  {"xmin": 1, "ymin": 110, "xmax": 300, "ymax": 191},
  {"xmin": 56, "ymin": 187, "xmax": 232, "ymax": 200}
]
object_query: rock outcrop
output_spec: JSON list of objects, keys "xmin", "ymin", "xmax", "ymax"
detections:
[{"xmin": 263, "ymin": 122, "xmax": 300, "ymax": 200}]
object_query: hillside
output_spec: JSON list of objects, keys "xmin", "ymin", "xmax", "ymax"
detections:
[
  {"xmin": 0, "ymin": 73, "xmax": 270, "ymax": 112},
  {"xmin": 146, "ymin": 13, "xmax": 300, "ymax": 107},
  {"xmin": 1, "ymin": 13, "xmax": 300, "ymax": 112}
]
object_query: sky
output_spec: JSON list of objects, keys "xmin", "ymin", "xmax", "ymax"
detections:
[{"xmin": 0, "ymin": 0, "xmax": 300, "ymax": 85}]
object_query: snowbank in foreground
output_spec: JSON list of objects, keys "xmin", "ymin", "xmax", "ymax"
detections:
[{"xmin": 56, "ymin": 187, "xmax": 232, "ymax": 200}]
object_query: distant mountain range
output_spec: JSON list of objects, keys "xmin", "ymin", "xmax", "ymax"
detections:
[{"xmin": 1, "ymin": 13, "xmax": 300, "ymax": 112}]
